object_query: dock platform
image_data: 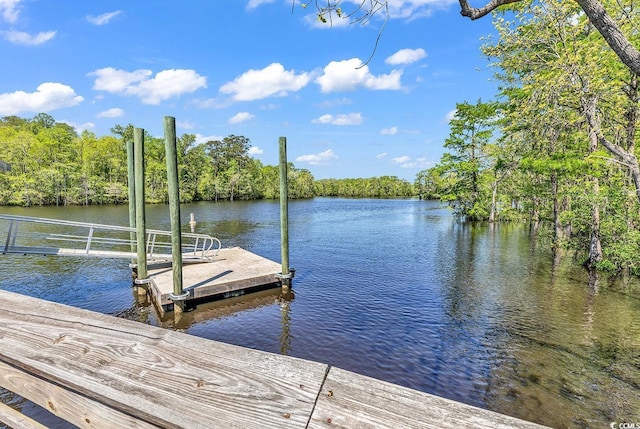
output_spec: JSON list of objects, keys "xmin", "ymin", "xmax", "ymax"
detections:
[
  {"xmin": 146, "ymin": 247, "xmax": 284, "ymax": 313},
  {"xmin": 0, "ymin": 290, "xmax": 548, "ymax": 429}
]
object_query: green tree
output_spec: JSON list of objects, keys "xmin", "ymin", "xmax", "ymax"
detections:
[{"xmin": 438, "ymin": 99, "xmax": 499, "ymax": 219}]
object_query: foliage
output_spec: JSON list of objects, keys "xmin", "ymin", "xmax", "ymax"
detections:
[
  {"xmin": 414, "ymin": 0, "xmax": 640, "ymax": 276},
  {"xmin": 0, "ymin": 115, "xmax": 415, "ymax": 207}
]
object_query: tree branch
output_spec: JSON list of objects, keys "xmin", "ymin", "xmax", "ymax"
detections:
[
  {"xmin": 575, "ymin": 0, "xmax": 640, "ymax": 76},
  {"xmin": 458, "ymin": 0, "xmax": 522, "ymax": 20}
]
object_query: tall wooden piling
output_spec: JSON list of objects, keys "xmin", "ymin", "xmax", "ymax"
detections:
[
  {"xmin": 134, "ymin": 128, "xmax": 148, "ymax": 284},
  {"xmin": 164, "ymin": 116, "xmax": 186, "ymax": 314},
  {"xmin": 278, "ymin": 137, "xmax": 293, "ymax": 292},
  {"xmin": 126, "ymin": 140, "xmax": 136, "ymax": 258}
]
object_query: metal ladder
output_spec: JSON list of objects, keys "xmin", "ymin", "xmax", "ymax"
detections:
[{"xmin": 0, "ymin": 214, "xmax": 221, "ymax": 263}]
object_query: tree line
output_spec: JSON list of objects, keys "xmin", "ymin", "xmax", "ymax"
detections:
[
  {"xmin": 415, "ymin": 0, "xmax": 640, "ymax": 277},
  {"xmin": 0, "ymin": 114, "xmax": 414, "ymax": 206}
]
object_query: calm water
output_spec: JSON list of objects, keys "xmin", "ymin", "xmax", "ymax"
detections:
[{"xmin": 1, "ymin": 198, "xmax": 640, "ymax": 428}]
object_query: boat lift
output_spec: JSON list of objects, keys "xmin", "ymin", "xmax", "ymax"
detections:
[{"xmin": 0, "ymin": 214, "xmax": 221, "ymax": 264}]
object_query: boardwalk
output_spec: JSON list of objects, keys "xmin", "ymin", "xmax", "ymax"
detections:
[{"xmin": 0, "ymin": 290, "xmax": 548, "ymax": 429}]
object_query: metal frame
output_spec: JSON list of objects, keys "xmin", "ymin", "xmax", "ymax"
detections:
[{"xmin": 0, "ymin": 214, "xmax": 221, "ymax": 263}]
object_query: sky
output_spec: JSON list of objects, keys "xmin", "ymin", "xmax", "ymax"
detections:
[{"xmin": 0, "ymin": 0, "xmax": 500, "ymax": 181}]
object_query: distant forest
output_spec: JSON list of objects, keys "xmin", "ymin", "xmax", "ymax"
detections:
[{"xmin": 0, "ymin": 114, "xmax": 415, "ymax": 206}]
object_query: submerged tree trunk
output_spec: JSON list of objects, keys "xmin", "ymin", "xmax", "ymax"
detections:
[
  {"xmin": 586, "ymin": 116, "xmax": 603, "ymax": 270},
  {"xmin": 551, "ymin": 171, "xmax": 561, "ymax": 251},
  {"xmin": 489, "ymin": 177, "xmax": 498, "ymax": 223}
]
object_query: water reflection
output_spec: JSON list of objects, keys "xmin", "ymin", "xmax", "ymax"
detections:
[{"xmin": 1, "ymin": 199, "xmax": 640, "ymax": 428}]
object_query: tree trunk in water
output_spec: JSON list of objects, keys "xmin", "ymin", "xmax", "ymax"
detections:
[
  {"xmin": 587, "ymin": 180, "xmax": 603, "ymax": 269},
  {"xmin": 551, "ymin": 171, "xmax": 561, "ymax": 251},
  {"xmin": 586, "ymin": 121, "xmax": 603, "ymax": 271},
  {"xmin": 489, "ymin": 178, "xmax": 498, "ymax": 223}
]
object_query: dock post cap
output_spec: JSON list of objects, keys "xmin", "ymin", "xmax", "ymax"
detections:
[
  {"xmin": 168, "ymin": 291, "xmax": 190, "ymax": 301},
  {"xmin": 134, "ymin": 278, "xmax": 152, "ymax": 285}
]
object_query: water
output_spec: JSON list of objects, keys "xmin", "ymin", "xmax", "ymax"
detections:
[{"xmin": 1, "ymin": 198, "xmax": 639, "ymax": 428}]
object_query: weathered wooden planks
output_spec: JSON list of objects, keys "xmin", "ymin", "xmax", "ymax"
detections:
[
  {"xmin": 309, "ymin": 366, "xmax": 548, "ymax": 429},
  {"xmin": 0, "ymin": 290, "xmax": 327, "ymax": 428},
  {"xmin": 0, "ymin": 401, "xmax": 47, "ymax": 429},
  {"xmin": 0, "ymin": 290, "xmax": 549, "ymax": 428}
]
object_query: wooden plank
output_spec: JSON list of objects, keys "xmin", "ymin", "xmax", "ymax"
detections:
[
  {"xmin": 0, "ymin": 401, "xmax": 48, "ymax": 429},
  {"xmin": 309, "ymin": 367, "xmax": 549, "ymax": 429},
  {"xmin": 0, "ymin": 290, "xmax": 328, "ymax": 429},
  {"xmin": 0, "ymin": 360, "xmax": 159, "ymax": 429}
]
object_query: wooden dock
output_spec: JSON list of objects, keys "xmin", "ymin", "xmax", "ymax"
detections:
[
  {"xmin": 0, "ymin": 290, "xmax": 548, "ymax": 429},
  {"xmin": 146, "ymin": 247, "xmax": 284, "ymax": 314}
]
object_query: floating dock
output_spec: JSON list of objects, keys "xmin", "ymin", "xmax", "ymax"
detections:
[
  {"xmin": 0, "ymin": 290, "xmax": 548, "ymax": 429},
  {"xmin": 146, "ymin": 246, "xmax": 284, "ymax": 314}
]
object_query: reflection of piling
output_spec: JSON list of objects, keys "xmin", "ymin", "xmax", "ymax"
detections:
[
  {"xmin": 164, "ymin": 116, "xmax": 187, "ymax": 315},
  {"xmin": 133, "ymin": 128, "xmax": 149, "ymax": 289},
  {"xmin": 279, "ymin": 289, "xmax": 294, "ymax": 355},
  {"xmin": 189, "ymin": 213, "xmax": 196, "ymax": 233},
  {"xmin": 276, "ymin": 137, "xmax": 294, "ymax": 292}
]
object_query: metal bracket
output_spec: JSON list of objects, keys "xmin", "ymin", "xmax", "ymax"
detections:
[
  {"xmin": 275, "ymin": 268, "xmax": 296, "ymax": 280},
  {"xmin": 169, "ymin": 291, "xmax": 190, "ymax": 301},
  {"xmin": 134, "ymin": 278, "xmax": 152, "ymax": 285}
]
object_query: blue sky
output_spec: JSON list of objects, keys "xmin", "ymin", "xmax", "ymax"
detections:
[{"xmin": 0, "ymin": 0, "xmax": 499, "ymax": 181}]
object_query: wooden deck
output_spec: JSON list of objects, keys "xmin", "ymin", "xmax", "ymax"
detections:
[
  {"xmin": 0, "ymin": 290, "xmax": 549, "ymax": 429},
  {"xmin": 146, "ymin": 246, "xmax": 283, "ymax": 313}
]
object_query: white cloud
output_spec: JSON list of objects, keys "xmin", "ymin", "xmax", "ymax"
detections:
[
  {"xmin": 97, "ymin": 107, "xmax": 124, "ymax": 118},
  {"xmin": 376, "ymin": 152, "xmax": 388, "ymax": 159},
  {"xmin": 0, "ymin": 82, "xmax": 83, "ymax": 115},
  {"xmin": 89, "ymin": 67, "xmax": 207, "ymax": 105},
  {"xmin": 392, "ymin": 155, "xmax": 433, "ymax": 169},
  {"xmin": 195, "ymin": 133, "xmax": 224, "ymax": 144},
  {"xmin": 316, "ymin": 97, "xmax": 352, "ymax": 109},
  {"xmin": 87, "ymin": 11, "xmax": 122, "ymax": 25},
  {"xmin": 296, "ymin": 149, "xmax": 338, "ymax": 165},
  {"xmin": 177, "ymin": 120, "xmax": 195, "ymax": 130},
  {"xmin": 385, "ymin": 48, "xmax": 427, "ymax": 65},
  {"xmin": 193, "ymin": 97, "xmax": 229, "ymax": 109},
  {"xmin": 220, "ymin": 63, "xmax": 310, "ymax": 101},
  {"xmin": 246, "ymin": 0, "xmax": 276, "ymax": 10},
  {"xmin": 444, "ymin": 109, "xmax": 456, "ymax": 123},
  {"xmin": 392, "ymin": 156, "xmax": 411, "ymax": 164},
  {"xmin": 228, "ymin": 111, "xmax": 255, "ymax": 124},
  {"xmin": 0, "ymin": 0, "xmax": 21, "ymax": 23},
  {"xmin": 312, "ymin": 112, "xmax": 363, "ymax": 126},
  {"xmin": 63, "ymin": 120, "xmax": 94, "ymax": 133},
  {"xmin": 384, "ymin": 0, "xmax": 457, "ymax": 20},
  {"xmin": 3, "ymin": 30, "xmax": 56, "ymax": 45},
  {"xmin": 249, "ymin": 146, "xmax": 264, "ymax": 155},
  {"xmin": 315, "ymin": 58, "xmax": 402, "ymax": 93},
  {"xmin": 381, "ymin": 126, "xmax": 398, "ymax": 135}
]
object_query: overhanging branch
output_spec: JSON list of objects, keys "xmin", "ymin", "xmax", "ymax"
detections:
[{"xmin": 458, "ymin": 0, "xmax": 523, "ymax": 20}]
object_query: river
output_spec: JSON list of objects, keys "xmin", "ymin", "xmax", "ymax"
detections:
[{"xmin": 1, "ymin": 198, "xmax": 639, "ymax": 428}]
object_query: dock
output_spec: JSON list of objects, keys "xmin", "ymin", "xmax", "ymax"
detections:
[
  {"xmin": 146, "ymin": 247, "xmax": 284, "ymax": 313},
  {"xmin": 0, "ymin": 290, "xmax": 548, "ymax": 429}
]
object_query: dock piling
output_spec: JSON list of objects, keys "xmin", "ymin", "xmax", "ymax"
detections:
[
  {"xmin": 126, "ymin": 139, "xmax": 144, "ymax": 296},
  {"xmin": 164, "ymin": 116, "xmax": 186, "ymax": 314},
  {"xmin": 133, "ymin": 128, "xmax": 149, "ymax": 287},
  {"xmin": 277, "ymin": 137, "xmax": 294, "ymax": 293}
]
